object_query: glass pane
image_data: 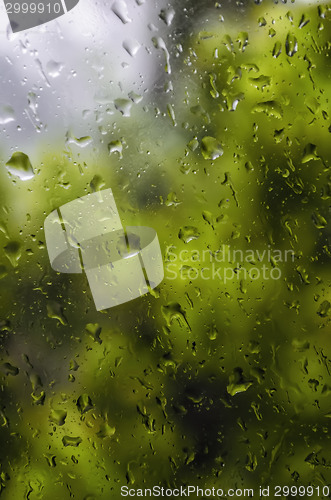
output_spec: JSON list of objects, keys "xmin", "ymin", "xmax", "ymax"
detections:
[{"xmin": 0, "ymin": 0, "xmax": 331, "ymax": 498}]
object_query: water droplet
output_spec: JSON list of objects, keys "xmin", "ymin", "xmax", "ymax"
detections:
[
  {"xmin": 27, "ymin": 91, "xmax": 38, "ymax": 114},
  {"xmin": 90, "ymin": 175, "xmax": 106, "ymax": 193},
  {"xmin": 249, "ymin": 75, "xmax": 271, "ymax": 90},
  {"xmin": 152, "ymin": 37, "xmax": 171, "ymax": 74},
  {"xmin": 0, "ymin": 362, "xmax": 19, "ymax": 376},
  {"xmin": 187, "ymin": 137, "xmax": 199, "ymax": 152},
  {"xmin": 301, "ymin": 143, "xmax": 319, "ymax": 163},
  {"xmin": 209, "ymin": 73, "xmax": 219, "ymax": 98},
  {"xmin": 47, "ymin": 301, "xmax": 68, "ymax": 325},
  {"xmin": 296, "ymin": 266, "xmax": 310, "ymax": 284},
  {"xmin": 223, "ymin": 35, "xmax": 234, "ymax": 53},
  {"xmin": 97, "ymin": 423, "xmax": 116, "ymax": 438},
  {"xmin": 317, "ymin": 300, "xmax": 330, "ymax": 318},
  {"xmin": 298, "ymin": 14, "xmax": 310, "ymax": 29},
  {"xmin": 0, "ymin": 105, "xmax": 15, "ymax": 124},
  {"xmin": 4, "ymin": 241, "xmax": 21, "ymax": 267},
  {"xmin": 111, "ymin": 0, "xmax": 131, "ymax": 24},
  {"xmin": 292, "ymin": 339, "xmax": 309, "ymax": 352},
  {"xmin": 114, "ymin": 98, "xmax": 132, "ymax": 117},
  {"xmin": 274, "ymin": 128, "xmax": 285, "ymax": 143},
  {"xmin": 5, "ymin": 152, "xmax": 34, "ymax": 180},
  {"xmin": 66, "ymin": 132, "xmax": 92, "ymax": 148},
  {"xmin": 305, "ymin": 97, "xmax": 320, "ymax": 115},
  {"xmin": 237, "ymin": 31, "xmax": 249, "ymax": 52},
  {"xmin": 128, "ymin": 91, "xmax": 143, "ymax": 103},
  {"xmin": 201, "ymin": 136, "xmax": 223, "ymax": 160},
  {"xmin": 159, "ymin": 7, "xmax": 175, "ymax": 26},
  {"xmin": 46, "ymin": 60, "xmax": 64, "ymax": 78},
  {"xmin": 77, "ymin": 394, "xmax": 93, "ymax": 414},
  {"xmin": 318, "ymin": 4, "xmax": 331, "ymax": 18},
  {"xmin": 286, "ymin": 10, "xmax": 294, "ymax": 22},
  {"xmin": 165, "ymin": 192, "xmax": 181, "ymax": 207},
  {"xmin": 227, "ymin": 368, "xmax": 253, "ymax": 396},
  {"xmin": 190, "ymin": 105, "xmax": 210, "ymax": 124},
  {"xmin": 108, "ymin": 139, "xmax": 123, "ymax": 158},
  {"xmin": 252, "ymin": 101, "xmax": 283, "ymax": 119},
  {"xmin": 285, "ymin": 33, "xmax": 298, "ymax": 57},
  {"xmin": 312, "ymin": 211, "xmax": 327, "ymax": 229},
  {"xmin": 178, "ymin": 226, "xmax": 200, "ymax": 243},
  {"xmin": 62, "ymin": 436, "xmax": 82, "ymax": 447},
  {"xmin": 167, "ymin": 104, "xmax": 176, "ymax": 126},
  {"xmin": 44, "ymin": 454, "xmax": 56, "ymax": 467},
  {"xmin": 206, "ymin": 325, "xmax": 218, "ymax": 340},
  {"xmin": 272, "ymin": 41, "xmax": 282, "ymax": 58},
  {"xmin": 161, "ymin": 302, "xmax": 191, "ymax": 331},
  {"xmin": 122, "ymin": 39, "xmax": 141, "ymax": 57},
  {"xmin": 85, "ymin": 323, "xmax": 102, "ymax": 343},
  {"xmin": 49, "ymin": 409, "xmax": 67, "ymax": 426}
]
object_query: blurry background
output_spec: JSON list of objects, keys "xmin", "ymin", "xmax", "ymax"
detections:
[{"xmin": 0, "ymin": 0, "xmax": 331, "ymax": 498}]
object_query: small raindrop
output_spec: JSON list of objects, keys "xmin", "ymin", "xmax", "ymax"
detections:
[
  {"xmin": 159, "ymin": 7, "xmax": 175, "ymax": 26},
  {"xmin": 285, "ymin": 33, "xmax": 298, "ymax": 57},
  {"xmin": 62, "ymin": 436, "xmax": 82, "ymax": 447},
  {"xmin": 187, "ymin": 137, "xmax": 199, "ymax": 152},
  {"xmin": 97, "ymin": 423, "xmax": 116, "ymax": 438},
  {"xmin": 152, "ymin": 37, "xmax": 171, "ymax": 74},
  {"xmin": 77, "ymin": 394, "xmax": 93, "ymax": 414},
  {"xmin": 178, "ymin": 226, "xmax": 200, "ymax": 243},
  {"xmin": 161, "ymin": 302, "xmax": 191, "ymax": 330},
  {"xmin": 66, "ymin": 132, "xmax": 92, "ymax": 148},
  {"xmin": 122, "ymin": 39, "xmax": 141, "ymax": 57},
  {"xmin": 317, "ymin": 300, "xmax": 331, "ymax": 318},
  {"xmin": 85, "ymin": 323, "xmax": 102, "ymax": 343},
  {"xmin": 227, "ymin": 368, "xmax": 253, "ymax": 396},
  {"xmin": 237, "ymin": 31, "xmax": 249, "ymax": 52},
  {"xmin": 201, "ymin": 136, "xmax": 223, "ymax": 160},
  {"xmin": 252, "ymin": 101, "xmax": 283, "ymax": 119},
  {"xmin": 111, "ymin": 0, "xmax": 131, "ymax": 24},
  {"xmin": 114, "ymin": 98, "xmax": 132, "ymax": 117},
  {"xmin": 49, "ymin": 409, "xmax": 67, "ymax": 426},
  {"xmin": 128, "ymin": 91, "xmax": 143, "ymax": 103},
  {"xmin": 272, "ymin": 41, "xmax": 282, "ymax": 58},
  {"xmin": 90, "ymin": 175, "xmax": 106, "ymax": 192},
  {"xmin": 167, "ymin": 104, "xmax": 176, "ymax": 126},
  {"xmin": 46, "ymin": 60, "xmax": 64, "ymax": 78},
  {"xmin": 298, "ymin": 14, "xmax": 310, "ymax": 29},
  {"xmin": 0, "ymin": 362, "xmax": 19, "ymax": 376},
  {"xmin": 4, "ymin": 241, "xmax": 21, "ymax": 267},
  {"xmin": 312, "ymin": 211, "xmax": 327, "ymax": 229},
  {"xmin": 108, "ymin": 139, "xmax": 123, "ymax": 158},
  {"xmin": 301, "ymin": 143, "xmax": 319, "ymax": 163},
  {"xmin": 47, "ymin": 301, "xmax": 68, "ymax": 325}
]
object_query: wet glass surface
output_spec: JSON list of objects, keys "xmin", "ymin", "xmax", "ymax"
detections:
[{"xmin": 0, "ymin": 0, "xmax": 331, "ymax": 498}]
